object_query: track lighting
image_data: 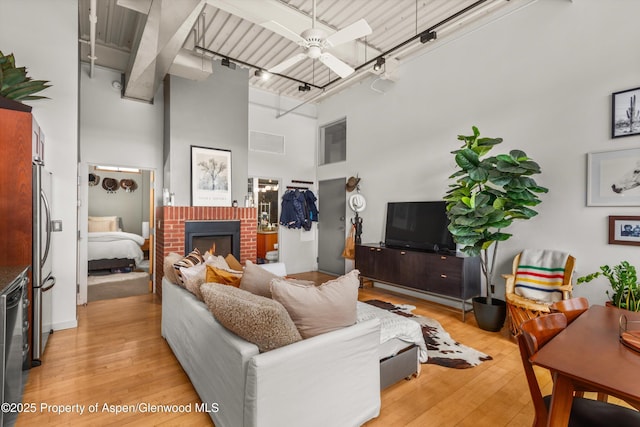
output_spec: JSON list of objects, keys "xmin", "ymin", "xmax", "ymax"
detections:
[
  {"xmin": 221, "ymin": 57, "xmax": 236, "ymax": 70},
  {"xmin": 254, "ymin": 69, "xmax": 271, "ymax": 81},
  {"xmin": 420, "ymin": 31, "xmax": 437, "ymax": 44},
  {"xmin": 298, "ymin": 84, "xmax": 311, "ymax": 92},
  {"xmin": 373, "ymin": 57, "xmax": 385, "ymax": 72}
]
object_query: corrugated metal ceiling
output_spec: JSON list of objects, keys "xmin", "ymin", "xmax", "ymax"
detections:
[{"xmin": 78, "ymin": 0, "xmax": 532, "ymax": 102}]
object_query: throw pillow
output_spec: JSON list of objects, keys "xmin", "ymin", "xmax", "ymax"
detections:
[
  {"xmin": 180, "ymin": 263, "xmax": 207, "ymax": 300},
  {"xmin": 205, "ymin": 265, "xmax": 242, "ymax": 287},
  {"xmin": 163, "ymin": 252, "xmax": 184, "ymax": 285},
  {"xmin": 270, "ymin": 269, "xmax": 360, "ymax": 339},
  {"xmin": 205, "ymin": 253, "xmax": 231, "ymax": 270},
  {"xmin": 240, "ymin": 260, "xmax": 280, "ymax": 298},
  {"xmin": 225, "ymin": 253, "xmax": 243, "ymax": 271},
  {"xmin": 201, "ymin": 283, "xmax": 302, "ymax": 352},
  {"xmin": 173, "ymin": 248, "xmax": 205, "ymax": 286}
]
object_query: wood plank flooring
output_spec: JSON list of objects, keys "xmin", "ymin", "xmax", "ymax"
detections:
[{"xmin": 15, "ymin": 272, "xmax": 561, "ymax": 426}]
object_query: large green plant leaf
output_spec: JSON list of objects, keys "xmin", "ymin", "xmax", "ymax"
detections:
[{"xmin": 0, "ymin": 51, "xmax": 50, "ymax": 101}]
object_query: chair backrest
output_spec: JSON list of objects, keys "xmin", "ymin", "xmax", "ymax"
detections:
[
  {"xmin": 550, "ymin": 297, "xmax": 589, "ymax": 324},
  {"xmin": 517, "ymin": 313, "xmax": 568, "ymax": 427},
  {"xmin": 511, "ymin": 251, "xmax": 576, "ymax": 286}
]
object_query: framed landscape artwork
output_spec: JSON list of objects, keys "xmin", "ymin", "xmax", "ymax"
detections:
[
  {"xmin": 609, "ymin": 215, "xmax": 640, "ymax": 246},
  {"xmin": 191, "ymin": 146, "xmax": 232, "ymax": 206},
  {"xmin": 612, "ymin": 87, "xmax": 640, "ymax": 138},
  {"xmin": 587, "ymin": 148, "xmax": 640, "ymax": 206}
]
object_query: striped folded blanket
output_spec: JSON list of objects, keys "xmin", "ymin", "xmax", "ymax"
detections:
[{"xmin": 514, "ymin": 249, "xmax": 569, "ymax": 304}]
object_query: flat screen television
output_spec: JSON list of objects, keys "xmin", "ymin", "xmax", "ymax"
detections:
[{"xmin": 384, "ymin": 201, "xmax": 456, "ymax": 253}]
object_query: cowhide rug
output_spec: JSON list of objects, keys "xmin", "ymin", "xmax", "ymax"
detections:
[{"xmin": 365, "ymin": 299, "xmax": 492, "ymax": 369}]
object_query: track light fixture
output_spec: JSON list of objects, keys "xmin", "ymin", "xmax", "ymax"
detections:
[
  {"xmin": 254, "ymin": 69, "xmax": 271, "ymax": 81},
  {"xmin": 373, "ymin": 57, "xmax": 385, "ymax": 72},
  {"xmin": 420, "ymin": 31, "xmax": 437, "ymax": 44},
  {"xmin": 221, "ymin": 57, "xmax": 236, "ymax": 70},
  {"xmin": 298, "ymin": 84, "xmax": 311, "ymax": 92}
]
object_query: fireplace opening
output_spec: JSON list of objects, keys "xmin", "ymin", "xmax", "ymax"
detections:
[{"xmin": 185, "ymin": 220, "xmax": 240, "ymax": 260}]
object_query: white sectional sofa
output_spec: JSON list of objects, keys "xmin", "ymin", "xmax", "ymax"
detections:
[{"xmin": 161, "ymin": 278, "xmax": 382, "ymax": 427}]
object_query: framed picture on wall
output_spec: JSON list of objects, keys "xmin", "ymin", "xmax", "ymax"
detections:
[
  {"xmin": 612, "ymin": 87, "xmax": 640, "ymax": 138},
  {"xmin": 587, "ymin": 148, "xmax": 640, "ymax": 206},
  {"xmin": 609, "ymin": 215, "xmax": 640, "ymax": 246},
  {"xmin": 191, "ymin": 146, "xmax": 232, "ymax": 206}
]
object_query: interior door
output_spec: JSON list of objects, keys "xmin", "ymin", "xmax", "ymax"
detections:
[{"xmin": 318, "ymin": 178, "xmax": 346, "ymax": 275}]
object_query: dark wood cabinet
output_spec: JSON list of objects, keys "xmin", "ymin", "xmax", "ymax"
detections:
[{"xmin": 355, "ymin": 244, "xmax": 481, "ymax": 320}]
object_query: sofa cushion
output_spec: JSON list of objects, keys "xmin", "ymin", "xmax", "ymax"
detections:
[
  {"xmin": 173, "ymin": 248, "xmax": 204, "ymax": 285},
  {"xmin": 206, "ymin": 265, "xmax": 242, "ymax": 287},
  {"xmin": 240, "ymin": 260, "xmax": 279, "ymax": 298},
  {"xmin": 270, "ymin": 269, "xmax": 360, "ymax": 339},
  {"xmin": 201, "ymin": 283, "xmax": 302, "ymax": 352},
  {"xmin": 163, "ymin": 252, "xmax": 184, "ymax": 285},
  {"xmin": 225, "ymin": 253, "xmax": 243, "ymax": 271},
  {"xmin": 180, "ymin": 263, "xmax": 207, "ymax": 300}
]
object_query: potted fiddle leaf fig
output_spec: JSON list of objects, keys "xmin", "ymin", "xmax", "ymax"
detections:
[
  {"xmin": 0, "ymin": 50, "xmax": 51, "ymax": 112},
  {"xmin": 444, "ymin": 126, "xmax": 548, "ymax": 331},
  {"xmin": 577, "ymin": 261, "xmax": 640, "ymax": 312}
]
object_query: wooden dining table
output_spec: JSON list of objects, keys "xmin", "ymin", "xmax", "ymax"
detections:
[{"xmin": 530, "ymin": 304, "xmax": 640, "ymax": 427}]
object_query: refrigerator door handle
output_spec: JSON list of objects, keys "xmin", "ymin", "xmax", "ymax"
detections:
[
  {"xmin": 41, "ymin": 189, "xmax": 51, "ymax": 268},
  {"xmin": 41, "ymin": 275, "xmax": 55, "ymax": 292}
]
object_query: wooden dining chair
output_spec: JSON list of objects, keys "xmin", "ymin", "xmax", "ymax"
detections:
[
  {"xmin": 517, "ymin": 313, "xmax": 640, "ymax": 427},
  {"xmin": 550, "ymin": 297, "xmax": 589, "ymax": 324}
]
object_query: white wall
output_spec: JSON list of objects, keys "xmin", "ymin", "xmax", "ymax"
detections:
[
  {"xmin": 0, "ymin": 0, "xmax": 79, "ymax": 330},
  {"xmin": 317, "ymin": 0, "xmax": 640, "ymax": 305},
  {"xmin": 248, "ymin": 89, "xmax": 318, "ymax": 274}
]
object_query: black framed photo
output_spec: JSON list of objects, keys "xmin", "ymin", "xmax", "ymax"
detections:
[
  {"xmin": 190, "ymin": 146, "xmax": 232, "ymax": 206},
  {"xmin": 612, "ymin": 87, "xmax": 640, "ymax": 138},
  {"xmin": 609, "ymin": 215, "xmax": 640, "ymax": 246}
]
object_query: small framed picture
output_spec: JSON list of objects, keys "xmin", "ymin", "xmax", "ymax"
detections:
[
  {"xmin": 587, "ymin": 148, "xmax": 640, "ymax": 206},
  {"xmin": 612, "ymin": 87, "xmax": 640, "ymax": 138},
  {"xmin": 191, "ymin": 146, "xmax": 232, "ymax": 206},
  {"xmin": 609, "ymin": 216, "xmax": 640, "ymax": 246}
]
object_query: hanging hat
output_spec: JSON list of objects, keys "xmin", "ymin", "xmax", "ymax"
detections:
[
  {"xmin": 346, "ymin": 176, "xmax": 361, "ymax": 192},
  {"xmin": 102, "ymin": 177, "xmax": 119, "ymax": 193},
  {"xmin": 88, "ymin": 173, "xmax": 100, "ymax": 186},
  {"xmin": 120, "ymin": 178, "xmax": 138, "ymax": 193}
]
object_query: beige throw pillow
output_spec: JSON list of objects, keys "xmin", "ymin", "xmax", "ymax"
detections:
[
  {"xmin": 240, "ymin": 260, "xmax": 279, "ymax": 298},
  {"xmin": 201, "ymin": 283, "xmax": 302, "ymax": 352},
  {"xmin": 270, "ymin": 269, "xmax": 360, "ymax": 339},
  {"xmin": 173, "ymin": 248, "xmax": 205, "ymax": 286},
  {"xmin": 180, "ymin": 263, "xmax": 207, "ymax": 299}
]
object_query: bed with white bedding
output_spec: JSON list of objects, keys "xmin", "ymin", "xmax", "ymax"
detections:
[{"xmin": 88, "ymin": 231, "xmax": 145, "ymax": 266}]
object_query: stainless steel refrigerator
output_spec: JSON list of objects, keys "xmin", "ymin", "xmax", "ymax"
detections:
[{"xmin": 32, "ymin": 159, "xmax": 55, "ymax": 365}]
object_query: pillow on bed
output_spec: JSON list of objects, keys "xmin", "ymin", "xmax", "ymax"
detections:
[
  {"xmin": 201, "ymin": 283, "xmax": 302, "ymax": 352},
  {"xmin": 180, "ymin": 263, "xmax": 207, "ymax": 299},
  {"xmin": 205, "ymin": 265, "xmax": 242, "ymax": 287},
  {"xmin": 173, "ymin": 248, "xmax": 205, "ymax": 286},
  {"xmin": 88, "ymin": 216, "xmax": 118, "ymax": 232},
  {"xmin": 270, "ymin": 269, "xmax": 360, "ymax": 339},
  {"xmin": 163, "ymin": 252, "xmax": 184, "ymax": 285}
]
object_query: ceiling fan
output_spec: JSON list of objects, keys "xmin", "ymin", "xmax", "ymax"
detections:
[{"xmin": 265, "ymin": 0, "xmax": 372, "ymax": 79}]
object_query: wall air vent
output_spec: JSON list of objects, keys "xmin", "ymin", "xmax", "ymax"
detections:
[{"xmin": 249, "ymin": 131, "xmax": 285, "ymax": 154}]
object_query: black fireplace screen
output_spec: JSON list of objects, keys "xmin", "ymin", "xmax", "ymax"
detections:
[{"xmin": 184, "ymin": 220, "xmax": 240, "ymax": 259}]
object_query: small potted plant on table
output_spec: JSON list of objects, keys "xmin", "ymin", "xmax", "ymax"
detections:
[
  {"xmin": 444, "ymin": 126, "xmax": 548, "ymax": 331},
  {"xmin": 577, "ymin": 261, "xmax": 640, "ymax": 312}
]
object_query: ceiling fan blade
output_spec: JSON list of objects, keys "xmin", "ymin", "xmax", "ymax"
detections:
[
  {"xmin": 268, "ymin": 53, "xmax": 308, "ymax": 74},
  {"xmin": 318, "ymin": 52, "xmax": 354, "ymax": 78},
  {"xmin": 325, "ymin": 19, "xmax": 372, "ymax": 48},
  {"xmin": 262, "ymin": 20, "xmax": 307, "ymax": 46}
]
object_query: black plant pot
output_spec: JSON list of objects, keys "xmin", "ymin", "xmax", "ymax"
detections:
[
  {"xmin": 472, "ymin": 297, "xmax": 507, "ymax": 332},
  {"xmin": 0, "ymin": 95, "xmax": 32, "ymax": 113}
]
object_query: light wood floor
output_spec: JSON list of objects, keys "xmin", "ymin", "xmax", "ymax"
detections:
[{"xmin": 17, "ymin": 272, "xmax": 559, "ymax": 426}]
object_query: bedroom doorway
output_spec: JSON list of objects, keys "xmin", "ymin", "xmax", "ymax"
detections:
[{"xmin": 80, "ymin": 164, "xmax": 155, "ymax": 303}]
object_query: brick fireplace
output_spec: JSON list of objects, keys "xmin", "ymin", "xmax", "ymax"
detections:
[{"xmin": 155, "ymin": 206, "xmax": 257, "ymax": 297}]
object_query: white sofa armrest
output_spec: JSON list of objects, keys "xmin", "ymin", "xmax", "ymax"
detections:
[{"xmin": 243, "ymin": 318, "xmax": 381, "ymax": 427}]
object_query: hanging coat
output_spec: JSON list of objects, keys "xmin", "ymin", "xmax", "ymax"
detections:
[{"xmin": 304, "ymin": 190, "xmax": 319, "ymax": 222}]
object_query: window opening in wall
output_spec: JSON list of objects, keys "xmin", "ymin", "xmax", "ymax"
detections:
[{"xmin": 319, "ymin": 118, "xmax": 346, "ymax": 165}]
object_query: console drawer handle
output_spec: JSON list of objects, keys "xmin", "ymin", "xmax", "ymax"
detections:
[
  {"xmin": 376, "ymin": 248, "xmax": 381, "ymax": 252},
  {"xmin": 440, "ymin": 274, "xmax": 447, "ymax": 278},
  {"xmin": 400, "ymin": 251, "xmax": 406, "ymax": 255},
  {"xmin": 370, "ymin": 247, "xmax": 376, "ymax": 251},
  {"xmin": 440, "ymin": 256, "xmax": 447, "ymax": 260}
]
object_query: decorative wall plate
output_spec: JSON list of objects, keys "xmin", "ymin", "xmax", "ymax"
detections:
[{"xmin": 349, "ymin": 193, "xmax": 366, "ymax": 212}]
